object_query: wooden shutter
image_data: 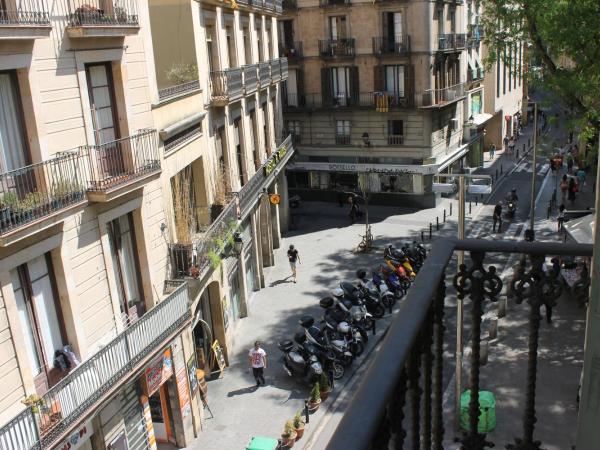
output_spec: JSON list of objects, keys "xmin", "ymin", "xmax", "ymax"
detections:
[
  {"xmin": 349, "ymin": 66, "xmax": 359, "ymax": 106},
  {"xmin": 382, "ymin": 12, "xmax": 389, "ymax": 39},
  {"xmin": 297, "ymin": 68, "xmax": 305, "ymax": 106},
  {"xmin": 321, "ymin": 67, "xmax": 333, "ymax": 106},
  {"xmin": 405, "ymin": 65, "xmax": 415, "ymax": 107},
  {"xmin": 373, "ymin": 65, "xmax": 384, "ymax": 92}
]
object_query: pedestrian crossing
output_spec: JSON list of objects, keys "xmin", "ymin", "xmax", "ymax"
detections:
[{"xmin": 511, "ymin": 161, "xmax": 549, "ymax": 175}]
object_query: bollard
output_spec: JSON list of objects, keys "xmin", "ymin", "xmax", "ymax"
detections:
[
  {"xmin": 450, "ymin": 202, "xmax": 453, "ymax": 216},
  {"xmin": 421, "ymin": 230, "xmax": 425, "ymax": 242},
  {"xmin": 429, "ymin": 222, "xmax": 432, "ymax": 238},
  {"xmin": 475, "ymin": 197, "xmax": 478, "ymax": 206},
  {"xmin": 495, "ymin": 169, "xmax": 498, "ymax": 179},
  {"xmin": 523, "ymin": 143, "xmax": 526, "ymax": 154},
  {"xmin": 469, "ymin": 202, "xmax": 472, "ymax": 214},
  {"xmin": 516, "ymin": 148, "xmax": 519, "ymax": 159},
  {"xmin": 305, "ymin": 400, "xmax": 310, "ymax": 424},
  {"xmin": 501, "ymin": 165, "xmax": 503, "ymax": 174},
  {"xmin": 528, "ymin": 138, "xmax": 531, "ymax": 147},
  {"xmin": 436, "ymin": 216, "xmax": 439, "ymax": 230},
  {"xmin": 547, "ymin": 206, "xmax": 551, "ymax": 219},
  {"xmin": 444, "ymin": 209, "xmax": 446, "ymax": 223}
]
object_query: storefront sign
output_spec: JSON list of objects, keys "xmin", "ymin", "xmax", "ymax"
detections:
[
  {"xmin": 187, "ymin": 355, "xmax": 199, "ymax": 395},
  {"xmin": 145, "ymin": 348, "xmax": 173, "ymax": 396},
  {"xmin": 269, "ymin": 194, "xmax": 281, "ymax": 204},
  {"xmin": 287, "ymin": 162, "xmax": 437, "ymax": 175},
  {"xmin": 141, "ymin": 396, "xmax": 157, "ymax": 450},
  {"xmin": 57, "ymin": 420, "xmax": 93, "ymax": 450},
  {"xmin": 211, "ymin": 340, "xmax": 226, "ymax": 377},
  {"xmin": 264, "ymin": 145, "xmax": 287, "ymax": 176},
  {"xmin": 176, "ymin": 366, "xmax": 192, "ymax": 418}
]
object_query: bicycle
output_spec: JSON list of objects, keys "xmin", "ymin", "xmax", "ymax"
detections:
[{"xmin": 357, "ymin": 225, "xmax": 373, "ymax": 252}]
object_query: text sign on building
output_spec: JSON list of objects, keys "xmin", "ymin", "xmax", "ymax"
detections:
[
  {"xmin": 145, "ymin": 348, "xmax": 173, "ymax": 396},
  {"xmin": 287, "ymin": 162, "xmax": 438, "ymax": 175},
  {"xmin": 264, "ymin": 145, "xmax": 287, "ymax": 176},
  {"xmin": 57, "ymin": 420, "xmax": 93, "ymax": 450}
]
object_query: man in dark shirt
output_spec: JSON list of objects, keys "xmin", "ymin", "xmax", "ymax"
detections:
[
  {"xmin": 493, "ymin": 202, "xmax": 503, "ymax": 233},
  {"xmin": 287, "ymin": 245, "xmax": 300, "ymax": 283}
]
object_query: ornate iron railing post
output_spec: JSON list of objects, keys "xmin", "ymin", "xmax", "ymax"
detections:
[
  {"xmin": 455, "ymin": 252, "xmax": 501, "ymax": 450},
  {"xmin": 408, "ymin": 334, "xmax": 423, "ymax": 450},
  {"xmin": 433, "ymin": 279, "xmax": 446, "ymax": 449},
  {"xmin": 507, "ymin": 254, "xmax": 562, "ymax": 450}
]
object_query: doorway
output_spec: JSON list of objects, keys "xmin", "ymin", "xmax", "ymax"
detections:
[{"xmin": 149, "ymin": 383, "xmax": 175, "ymax": 444}]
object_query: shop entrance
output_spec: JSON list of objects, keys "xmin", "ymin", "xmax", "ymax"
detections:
[
  {"xmin": 149, "ymin": 383, "xmax": 175, "ymax": 444},
  {"xmin": 193, "ymin": 288, "xmax": 215, "ymax": 372}
]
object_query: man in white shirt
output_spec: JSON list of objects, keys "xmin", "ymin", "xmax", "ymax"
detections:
[{"xmin": 248, "ymin": 341, "xmax": 267, "ymax": 387}]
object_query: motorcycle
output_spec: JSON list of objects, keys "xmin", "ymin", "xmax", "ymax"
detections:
[
  {"xmin": 373, "ymin": 268, "xmax": 406, "ymax": 300},
  {"xmin": 299, "ymin": 316, "xmax": 354, "ymax": 367},
  {"xmin": 330, "ymin": 289, "xmax": 375, "ymax": 334},
  {"xmin": 356, "ymin": 269, "xmax": 396, "ymax": 311},
  {"xmin": 339, "ymin": 281, "xmax": 386, "ymax": 318},
  {"xmin": 506, "ymin": 200, "xmax": 517, "ymax": 218},
  {"xmin": 320, "ymin": 296, "xmax": 368, "ymax": 354},
  {"xmin": 278, "ymin": 337, "xmax": 324, "ymax": 384}
]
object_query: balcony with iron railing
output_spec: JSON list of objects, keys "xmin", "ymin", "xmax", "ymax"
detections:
[
  {"xmin": 387, "ymin": 134, "xmax": 404, "ymax": 145},
  {"xmin": 64, "ymin": 0, "xmax": 140, "ymax": 38},
  {"xmin": 323, "ymin": 238, "xmax": 592, "ymax": 450},
  {"xmin": 0, "ymin": 152, "xmax": 87, "ymax": 245},
  {"xmin": 318, "ymin": 38, "xmax": 355, "ymax": 58},
  {"xmin": 283, "ymin": 91, "xmax": 413, "ymax": 109},
  {"xmin": 420, "ymin": 82, "xmax": 466, "ymax": 108},
  {"xmin": 243, "ymin": 64, "xmax": 259, "ymax": 95},
  {"xmin": 282, "ymin": 0, "xmax": 297, "ymax": 10},
  {"xmin": 271, "ymin": 60, "xmax": 282, "ymax": 83},
  {"xmin": 467, "ymin": 24, "xmax": 484, "ymax": 45},
  {"xmin": 169, "ymin": 136, "xmax": 295, "ymax": 279},
  {"xmin": 467, "ymin": 67, "xmax": 485, "ymax": 82},
  {"xmin": 279, "ymin": 41, "xmax": 303, "ymax": 60},
  {"xmin": 0, "ymin": 281, "xmax": 190, "ymax": 450},
  {"xmin": 85, "ymin": 129, "xmax": 161, "ymax": 202},
  {"xmin": 319, "ymin": 0, "xmax": 351, "ymax": 7},
  {"xmin": 258, "ymin": 61, "xmax": 271, "ymax": 88},
  {"xmin": 157, "ymin": 79, "xmax": 201, "ymax": 102},
  {"xmin": 437, "ymin": 33, "xmax": 467, "ymax": 51},
  {"xmin": 210, "ymin": 67, "xmax": 243, "ymax": 105},
  {"xmin": 372, "ymin": 35, "xmax": 411, "ymax": 56},
  {"xmin": 0, "ymin": 0, "xmax": 51, "ymax": 39}
]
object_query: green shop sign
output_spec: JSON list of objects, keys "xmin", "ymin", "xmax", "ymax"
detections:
[{"xmin": 264, "ymin": 145, "xmax": 287, "ymax": 176}]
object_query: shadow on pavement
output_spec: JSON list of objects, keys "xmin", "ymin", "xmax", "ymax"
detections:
[{"xmin": 227, "ymin": 385, "xmax": 260, "ymax": 397}]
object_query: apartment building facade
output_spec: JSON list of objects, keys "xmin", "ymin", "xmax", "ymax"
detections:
[
  {"xmin": 0, "ymin": 0, "xmax": 290, "ymax": 449},
  {"xmin": 280, "ymin": 0, "xmax": 471, "ymax": 207}
]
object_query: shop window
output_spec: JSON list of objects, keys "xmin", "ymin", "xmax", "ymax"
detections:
[
  {"xmin": 380, "ymin": 173, "xmax": 414, "ymax": 193},
  {"xmin": 288, "ymin": 171, "xmax": 309, "ymax": 188},
  {"xmin": 107, "ymin": 213, "xmax": 145, "ymax": 327},
  {"xmin": 335, "ymin": 120, "xmax": 351, "ymax": 145},
  {"xmin": 11, "ymin": 253, "xmax": 66, "ymax": 393}
]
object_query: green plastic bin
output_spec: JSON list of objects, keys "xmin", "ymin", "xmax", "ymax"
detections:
[
  {"xmin": 246, "ymin": 436, "xmax": 279, "ymax": 450},
  {"xmin": 459, "ymin": 390, "xmax": 496, "ymax": 433}
]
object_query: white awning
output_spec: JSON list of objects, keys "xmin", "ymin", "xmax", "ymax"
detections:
[
  {"xmin": 436, "ymin": 143, "xmax": 469, "ymax": 173},
  {"xmin": 286, "ymin": 161, "xmax": 438, "ymax": 175},
  {"xmin": 564, "ymin": 214, "xmax": 595, "ymax": 244},
  {"xmin": 471, "ymin": 113, "xmax": 493, "ymax": 127}
]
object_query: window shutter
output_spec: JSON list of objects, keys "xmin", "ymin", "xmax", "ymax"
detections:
[
  {"xmin": 373, "ymin": 65, "xmax": 383, "ymax": 92},
  {"xmin": 406, "ymin": 65, "xmax": 415, "ymax": 107},
  {"xmin": 382, "ymin": 12, "xmax": 389, "ymax": 39},
  {"xmin": 349, "ymin": 66, "xmax": 359, "ymax": 106},
  {"xmin": 321, "ymin": 67, "xmax": 333, "ymax": 106},
  {"xmin": 297, "ymin": 68, "xmax": 305, "ymax": 106}
]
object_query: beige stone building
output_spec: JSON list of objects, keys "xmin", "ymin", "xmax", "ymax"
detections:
[{"xmin": 0, "ymin": 0, "xmax": 291, "ymax": 449}]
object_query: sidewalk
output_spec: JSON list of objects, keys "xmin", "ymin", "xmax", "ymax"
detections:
[{"xmin": 187, "ymin": 199, "xmax": 458, "ymax": 450}]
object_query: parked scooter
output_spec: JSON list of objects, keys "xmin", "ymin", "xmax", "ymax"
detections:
[
  {"xmin": 339, "ymin": 281, "xmax": 386, "ymax": 318},
  {"xmin": 320, "ymin": 296, "xmax": 368, "ymax": 354},
  {"xmin": 356, "ymin": 269, "xmax": 396, "ymax": 311},
  {"xmin": 299, "ymin": 316, "xmax": 354, "ymax": 367},
  {"xmin": 278, "ymin": 337, "xmax": 323, "ymax": 385},
  {"xmin": 330, "ymin": 288, "xmax": 374, "ymax": 334}
]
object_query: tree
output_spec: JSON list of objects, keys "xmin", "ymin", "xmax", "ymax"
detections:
[{"xmin": 480, "ymin": 0, "xmax": 600, "ymax": 137}]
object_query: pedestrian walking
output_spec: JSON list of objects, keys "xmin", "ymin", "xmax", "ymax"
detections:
[
  {"xmin": 348, "ymin": 197, "xmax": 358, "ymax": 225},
  {"xmin": 568, "ymin": 177, "xmax": 577, "ymax": 202},
  {"xmin": 560, "ymin": 175, "xmax": 569, "ymax": 203},
  {"xmin": 492, "ymin": 202, "xmax": 502, "ymax": 233},
  {"xmin": 489, "ymin": 143, "xmax": 496, "ymax": 160},
  {"xmin": 287, "ymin": 245, "xmax": 300, "ymax": 283},
  {"xmin": 508, "ymin": 136, "xmax": 516, "ymax": 156},
  {"xmin": 566, "ymin": 150, "xmax": 574, "ymax": 174},
  {"xmin": 249, "ymin": 341, "xmax": 267, "ymax": 387},
  {"xmin": 557, "ymin": 204, "xmax": 566, "ymax": 231},
  {"xmin": 503, "ymin": 134, "xmax": 510, "ymax": 152},
  {"xmin": 577, "ymin": 167, "xmax": 586, "ymax": 190}
]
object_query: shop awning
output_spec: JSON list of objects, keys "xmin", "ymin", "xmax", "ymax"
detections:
[
  {"xmin": 471, "ymin": 113, "xmax": 493, "ymax": 127},
  {"xmin": 435, "ymin": 143, "xmax": 469, "ymax": 173},
  {"xmin": 564, "ymin": 214, "xmax": 595, "ymax": 244},
  {"xmin": 286, "ymin": 161, "xmax": 438, "ymax": 175}
]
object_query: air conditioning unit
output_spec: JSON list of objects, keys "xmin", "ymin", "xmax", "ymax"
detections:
[{"xmin": 450, "ymin": 118, "xmax": 460, "ymax": 130}]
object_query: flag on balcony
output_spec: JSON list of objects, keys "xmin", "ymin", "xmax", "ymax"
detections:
[
  {"xmin": 229, "ymin": 0, "xmax": 239, "ymax": 8},
  {"xmin": 376, "ymin": 92, "xmax": 389, "ymax": 113}
]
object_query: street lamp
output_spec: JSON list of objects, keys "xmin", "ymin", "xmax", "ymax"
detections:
[{"xmin": 525, "ymin": 101, "xmax": 538, "ymax": 242}]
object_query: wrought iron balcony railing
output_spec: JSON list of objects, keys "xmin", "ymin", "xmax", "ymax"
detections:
[
  {"xmin": 210, "ymin": 67, "xmax": 243, "ymax": 102},
  {"xmin": 271, "ymin": 60, "xmax": 282, "ymax": 83},
  {"xmin": 372, "ymin": 35, "xmax": 411, "ymax": 56},
  {"xmin": 319, "ymin": 0, "xmax": 351, "ymax": 6},
  {"xmin": 318, "ymin": 38, "xmax": 355, "ymax": 57},
  {"xmin": 387, "ymin": 134, "xmax": 404, "ymax": 145},
  {"xmin": 0, "ymin": 281, "xmax": 190, "ymax": 450},
  {"xmin": 282, "ymin": 0, "xmax": 297, "ymax": 10},
  {"xmin": 280, "ymin": 57, "xmax": 288, "ymax": 80},
  {"xmin": 467, "ymin": 23, "xmax": 484, "ymax": 44},
  {"xmin": 0, "ymin": 0, "xmax": 50, "ymax": 25},
  {"xmin": 85, "ymin": 129, "xmax": 160, "ymax": 193},
  {"xmin": 0, "ymin": 152, "xmax": 86, "ymax": 236},
  {"xmin": 467, "ymin": 67, "xmax": 485, "ymax": 82},
  {"xmin": 65, "ymin": 0, "xmax": 139, "ymax": 27},
  {"xmin": 420, "ymin": 82, "xmax": 466, "ymax": 107},
  {"xmin": 283, "ymin": 91, "xmax": 413, "ymax": 109},
  {"xmin": 243, "ymin": 64, "xmax": 258, "ymax": 95},
  {"xmin": 324, "ymin": 238, "xmax": 593, "ymax": 450},
  {"xmin": 258, "ymin": 61, "xmax": 271, "ymax": 88},
  {"xmin": 158, "ymin": 79, "xmax": 200, "ymax": 102},
  {"xmin": 279, "ymin": 41, "xmax": 303, "ymax": 59},
  {"xmin": 275, "ymin": 0, "xmax": 282, "ymax": 12},
  {"xmin": 437, "ymin": 33, "xmax": 467, "ymax": 51}
]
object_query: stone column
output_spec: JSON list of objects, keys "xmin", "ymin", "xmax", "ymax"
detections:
[
  {"xmin": 259, "ymin": 195, "xmax": 274, "ymax": 267},
  {"xmin": 270, "ymin": 183, "xmax": 281, "ymax": 249},
  {"xmin": 278, "ymin": 172, "xmax": 290, "ymax": 232},
  {"xmin": 251, "ymin": 210, "xmax": 265, "ymax": 288}
]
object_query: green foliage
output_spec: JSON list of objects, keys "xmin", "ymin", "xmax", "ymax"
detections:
[
  {"xmin": 480, "ymin": 0, "xmax": 600, "ymax": 134},
  {"xmin": 309, "ymin": 383, "xmax": 320, "ymax": 402},
  {"xmin": 19, "ymin": 192, "xmax": 45, "ymax": 211},
  {"xmin": 293, "ymin": 411, "xmax": 305, "ymax": 429},
  {"xmin": 215, "ymin": 238, "xmax": 225, "ymax": 250},
  {"xmin": 282, "ymin": 420, "xmax": 296, "ymax": 438},
  {"xmin": 0, "ymin": 192, "xmax": 18, "ymax": 208},
  {"xmin": 207, "ymin": 250, "xmax": 221, "ymax": 268},
  {"xmin": 52, "ymin": 179, "xmax": 83, "ymax": 199},
  {"xmin": 319, "ymin": 372, "xmax": 331, "ymax": 392},
  {"xmin": 166, "ymin": 63, "xmax": 199, "ymax": 85}
]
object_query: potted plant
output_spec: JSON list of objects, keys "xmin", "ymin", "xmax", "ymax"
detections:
[
  {"xmin": 280, "ymin": 419, "xmax": 297, "ymax": 448},
  {"xmin": 318, "ymin": 372, "xmax": 332, "ymax": 401},
  {"xmin": 22, "ymin": 394, "xmax": 46, "ymax": 414},
  {"xmin": 18, "ymin": 191, "xmax": 45, "ymax": 223},
  {"xmin": 114, "ymin": 5, "xmax": 129, "ymax": 23},
  {"xmin": 307, "ymin": 382, "xmax": 321, "ymax": 413},
  {"xmin": 293, "ymin": 410, "xmax": 306, "ymax": 441},
  {"xmin": 0, "ymin": 192, "xmax": 18, "ymax": 229}
]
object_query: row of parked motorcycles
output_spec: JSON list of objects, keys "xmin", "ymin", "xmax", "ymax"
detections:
[{"xmin": 278, "ymin": 242, "xmax": 428, "ymax": 386}]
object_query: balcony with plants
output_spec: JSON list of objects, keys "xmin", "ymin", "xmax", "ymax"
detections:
[
  {"xmin": 210, "ymin": 67, "xmax": 243, "ymax": 106},
  {"xmin": 0, "ymin": 152, "xmax": 87, "ymax": 244},
  {"xmin": 85, "ymin": 129, "xmax": 161, "ymax": 202},
  {"xmin": 64, "ymin": 0, "xmax": 140, "ymax": 38},
  {"xmin": 0, "ymin": 0, "xmax": 51, "ymax": 39},
  {"xmin": 437, "ymin": 33, "xmax": 467, "ymax": 51},
  {"xmin": 157, "ymin": 62, "xmax": 200, "ymax": 102}
]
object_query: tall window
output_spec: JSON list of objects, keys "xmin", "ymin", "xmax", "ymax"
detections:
[
  {"xmin": 262, "ymin": 102, "xmax": 271, "ymax": 155},
  {"xmin": 322, "ymin": 66, "xmax": 358, "ymax": 106},
  {"xmin": 335, "ymin": 120, "xmax": 350, "ymax": 145},
  {"xmin": 107, "ymin": 213, "xmax": 144, "ymax": 327},
  {"xmin": 0, "ymin": 71, "xmax": 28, "ymax": 173},
  {"xmin": 496, "ymin": 53, "xmax": 501, "ymax": 98},
  {"xmin": 249, "ymin": 110, "xmax": 260, "ymax": 168},
  {"xmin": 256, "ymin": 26, "xmax": 264, "ymax": 61},
  {"xmin": 12, "ymin": 253, "xmax": 65, "ymax": 393},
  {"xmin": 171, "ymin": 165, "xmax": 198, "ymax": 243},
  {"xmin": 233, "ymin": 118, "xmax": 245, "ymax": 186},
  {"xmin": 449, "ymin": 9, "xmax": 456, "ymax": 33},
  {"xmin": 328, "ymin": 16, "xmax": 347, "ymax": 39},
  {"xmin": 388, "ymin": 120, "xmax": 404, "ymax": 145},
  {"xmin": 226, "ymin": 26, "xmax": 237, "ymax": 68},
  {"xmin": 385, "ymin": 65, "xmax": 405, "ymax": 99},
  {"xmin": 437, "ymin": 7, "xmax": 444, "ymax": 36},
  {"xmin": 287, "ymin": 120, "xmax": 301, "ymax": 144},
  {"xmin": 86, "ymin": 63, "xmax": 118, "ymax": 145}
]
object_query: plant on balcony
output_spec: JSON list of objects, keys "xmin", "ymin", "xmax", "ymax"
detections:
[
  {"xmin": 0, "ymin": 191, "xmax": 17, "ymax": 224},
  {"xmin": 318, "ymin": 372, "xmax": 332, "ymax": 401},
  {"xmin": 16, "ymin": 191, "xmax": 46, "ymax": 222},
  {"xmin": 172, "ymin": 168, "xmax": 196, "ymax": 244},
  {"xmin": 207, "ymin": 250, "xmax": 221, "ymax": 268},
  {"xmin": 72, "ymin": 4, "xmax": 101, "ymax": 25},
  {"xmin": 166, "ymin": 63, "xmax": 199, "ymax": 85},
  {"xmin": 307, "ymin": 382, "xmax": 321, "ymax": 413},
  {"xmin": 293, "ymin": 410, "xmax": 306, "ymax": 440},
  {"xmin": 22, "ymin": 394, "xmax": 46, "ymax": 414},
  {"xmin": 52, "ymin": 180, "xmax": 84, "ymax": 206},
  {"xmin": 114, "ymin": 5, "xmax": 129, "ymax": 23},
  {"xmin": 281, "ymin": 420, "xmax": 297, "ymax": 448}
]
